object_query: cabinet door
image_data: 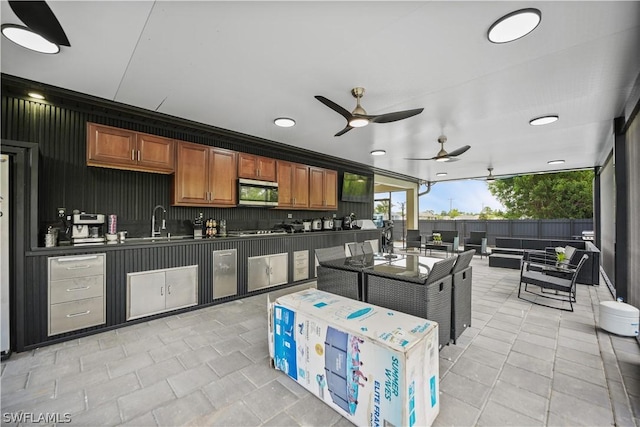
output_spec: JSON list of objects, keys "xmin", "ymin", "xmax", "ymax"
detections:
[
  {"xmin": 172, "ymin": 141, "xmax": 210, "ymax": 206},
  {"xmin": 292, "ymin": 164, "xmax": 310, "ymax": 208},
  {"xmin": 269, "ymin": 253, "xmax": 289, "ymax": 287},
  {"xmin": 257, "ymin": 157, "xmax": 277, "ymax": 181},
  {"xmin": 276, "ymin": 161, "xmax": 294, "ymax": 208},
  {"xmin": 323, "ymin": 169, "xmax": 338, "ymax": 209},
  {"xmin": 248, "ymin": 256, "xmax": 271, "ymax": 291},
  {"xmin": 238, "ymin": 153, "xmax": 276, "ymax": 181},
  {"xmin": 87, "ymin": 123, "xmax": 136, "ymax": 168},
  {"xmin": 209, "ymin": 148, "xmax": 238, "ymax": 206},
  {"xmin": 127, "ymin": 271, "xmax": 167, "ymax": 320},
  {"xmin": 308, "ymin": 167, "xmax": 326, "ymax": 209},
  {"xmin": 238, "ymin": 153, "xmax": 259, "ymax": 179},
  {"xmin": 137, "ymin": 133, "xmax": 174, "ymax": 173},
  {"xmin": 165, "ymin": 266, "xmax": 198, "ymax": 310}
]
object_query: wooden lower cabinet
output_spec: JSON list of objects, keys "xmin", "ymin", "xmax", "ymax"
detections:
[
  {"xmin": 172, "ymin": 141, "xmax": 237, "ymax": 206},
  {"xmin": 126, "ymin": 265, "xmax": 198, "ymax": 320}
]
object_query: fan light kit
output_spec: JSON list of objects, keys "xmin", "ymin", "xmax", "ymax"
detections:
[
  {"xmin": 547, "ymin": 159, "xmax": 565, "ymax": 165},
  {"xmin": 530, "ymin": 115, "xmax": 558, "ymax": 126},
  {"xmin": 370, "ymin": 150, "xmax": 386, "ymax": 156},
  {"xmin": 274, "ymin": 117, "xmax": 295, "ymax": 128},
  {"xmin": 1, "ymin": 24, "xmax": 59, "ymax": 54},
  {"xmin": 315, "ymin": 87, "xmax": 423, "ymax": 137},
  {"xmin": 488, "ymin": 8, "xmax": 541, "ymax": 43}
]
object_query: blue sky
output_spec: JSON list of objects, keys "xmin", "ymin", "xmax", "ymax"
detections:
[{"xmin": 376, "ymin": 180, "xmax": 505, "ymax": 214}]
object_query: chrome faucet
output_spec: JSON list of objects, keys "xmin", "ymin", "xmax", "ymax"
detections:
[{"xmin": 151, "ymin": 205, "xmax": 167, "ymax": 237}]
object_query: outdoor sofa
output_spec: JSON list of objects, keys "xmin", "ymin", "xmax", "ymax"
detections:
[{"xmin": 488, "ymin": 237, "xmax": 600, "ymax": 285}]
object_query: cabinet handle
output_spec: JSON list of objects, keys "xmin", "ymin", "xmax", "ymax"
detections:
[
  {"xmin": 66, "ymin": 286, "xmax": 90, "ymax": 292},
  {"xmin": 66, "ymin": 310, "xmax": 91, "ymax": 318},
  {"xmin": 219, "ymin": 253, "xmax": 234, "ymax": 257},
  {"xmin": 167, "ymin": 285, "xmax": 172, "ymax": 295},
  {"xmin": 132, "ymin": 149, "xmax": 135, "ymax": 160},
  {"xmin": 57, "ymin": 255, "xmax": 99, "ymax": 263},
  {"xmin": 67, "ymin": 264, "xmax": 94, "ymax": 271},
  {"xmin": 160, "ymin": 286, "xmax": 164, "ymax": 296},
  {"xmin": 137, "ymin": 150, "xmax": 141, "ymax": 162}
]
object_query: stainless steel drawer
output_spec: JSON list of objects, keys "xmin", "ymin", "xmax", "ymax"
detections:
[
  {"xmin": 49, "ymin": 296, "xmax": 105, "ymax": 336},
  {"xmin": 49, "ymin": 254, "xmax": 105, "ymax": 281},
  {"xmin": 50, "ymin": 275, "xmax": 104, "ymax": 304}
]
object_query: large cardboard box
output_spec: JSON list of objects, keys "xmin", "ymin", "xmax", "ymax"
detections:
[{"xmin": 268, "ymin": 288, "xmax": 439, "ymax": 427}]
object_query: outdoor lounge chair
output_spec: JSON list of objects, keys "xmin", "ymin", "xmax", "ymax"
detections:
[
  {"xmin": 464, "ymin": 231, "xmax": 488, "ymax": 258},
  {"xmin": 406, "ymin": 229, "xmax": 422, "ymax": 252},
  {"xmin": 518, "ymin": 252, "xmax": 589, "ymax": 312}
]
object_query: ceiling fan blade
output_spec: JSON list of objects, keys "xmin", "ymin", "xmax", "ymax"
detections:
[
  {"xmin": 368, "ymin": 108, "xmax": 424, "ymax": 124},
  {"xmin": 334, "ymin": 125, "xmax": 354, "ymax": 137},
  {"xmin": 404, "ymin": 157, "xmax": 437, "ymax": 161},
  {"xmin": 315, "ymin": 96, "xmax": 352, "ymax": 121},
  {"xmin": 9, "ymin": 0, "xmax": 70, "ymax": 46},
  {"xmin": 446, "ymin": 145, "xmax": 471, "ymax": 157}
]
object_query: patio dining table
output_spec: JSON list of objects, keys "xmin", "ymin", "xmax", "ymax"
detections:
[{"xmin": 317, "ymin": 253, "xmax": 438, "ymax": 301}]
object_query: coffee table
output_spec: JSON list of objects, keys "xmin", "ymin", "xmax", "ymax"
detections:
[{"xmin": 424, "ymin": 241, "xmax": 452, "ymax": 257}]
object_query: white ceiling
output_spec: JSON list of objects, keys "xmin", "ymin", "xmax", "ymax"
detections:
[{"xmin": 2, "ymin": 1, "xmax": 639, "ymax": 183}]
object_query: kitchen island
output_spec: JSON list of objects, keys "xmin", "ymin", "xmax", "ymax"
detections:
[{"xmin": 19, "ymin": 229, "xmax": 381, "ymax": 352}]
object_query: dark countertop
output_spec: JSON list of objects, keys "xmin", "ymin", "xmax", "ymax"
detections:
[{"xmin": 27, "ymin": 228, "xmax": 381, "ymax": 256}]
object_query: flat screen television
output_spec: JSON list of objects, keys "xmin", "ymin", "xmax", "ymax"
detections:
[{"xmin": 341, "ymin": 172, "xmax": 372, "ymax": 203}]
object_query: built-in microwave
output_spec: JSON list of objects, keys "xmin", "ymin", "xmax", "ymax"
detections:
[{"xmin": 238, "ymin": 178, "xmax": 279, "ymax": 207}]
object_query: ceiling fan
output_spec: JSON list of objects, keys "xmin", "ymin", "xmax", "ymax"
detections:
[
  {"xmin": 7, "ymin": 0, "xmax": 70, "ymax": 46},
  {"xmin": 315, "ymin": 87, "xmax": 424, "ymax": 137},
  {"xmin": 405, "ymin": 135, "xmax": 470, "ymax": 162}
]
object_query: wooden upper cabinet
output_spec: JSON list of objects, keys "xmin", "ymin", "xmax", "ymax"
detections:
[
  {"xmin": 208, "ymin": 147, "xmax": 237, "ymax": 206},
  {"xmin": 277, "ymin": 161, "xmax": 309, "ymax": 208},
  {"xmin": 136, "ymin": 133, "xmax": 175, "ymax": 173},
  {"xmin": 87, "ymin": 122, "xmax": 174, "ymax": 174},
  {"xmin": 309, "ymin": 167, "xmax": 337, "ymax": 210},
  {"xmin": 238, "ymin": 153, "xmax": 277, "ymax": 182},
  {"xmin": 172, "ymin": 141, "xmax": 237, "ymax": 207},
  {"xmin": 172, "ymin": 141, "xmax": 209, "ymax": 206}
]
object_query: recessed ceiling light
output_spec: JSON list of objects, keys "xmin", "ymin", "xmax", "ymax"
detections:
[
  {"xmin": 274, "ymin": 117, "xmax": 295, "ymax": 127},
  {"xmin": 547, "ymin": 159, "xmax": 565, "ymax": 165},
  {"xmin": 436, "ymin": 172, "xmax": 447, "ymax": 177},
  {"xmin": 28, "ymin": 92, "xmax": 45, "ymax": 100},
  {"xmin": 530, "ymin": 115, "xmax": 558, "ymax": 126},
  {"xmin": 488, "ymin": 8, "xmax": 541, "ymax": 44},
  {"xmin": 370, "ymin": 150, "xmax": 386, "ymax": 156},
  {"xmin": 1, "ymin": 24, "xmax": 60, "ymax": 54}
]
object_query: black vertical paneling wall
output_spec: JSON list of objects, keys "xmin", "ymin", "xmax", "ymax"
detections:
[
  {"xmin": 1, "ymin": 77, "xmax": 374, "ymax": 237},
  {"xmin": 2, "ymin": 75, "xmax": 395, "ymax": 351}
]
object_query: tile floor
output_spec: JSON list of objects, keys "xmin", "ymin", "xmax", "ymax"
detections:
[{"xmin": 1, "ymin": 257, "xmax": 638, "ymax": 426}]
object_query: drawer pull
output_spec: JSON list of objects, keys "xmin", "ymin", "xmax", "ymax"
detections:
[
  {"xmin": 57, "ymin": 255, "xmax": 99, "ymax": 263},
  {"xmin": 66, "ymin": 286, "xmax": 91, "ymax": 292},
  {"xmin": 66, "ymin": 310, "xmax": 91, "ymax": 318},
  {"xmin": 66, "ymin": 265, "xmax": 92, "ymax": 270}
]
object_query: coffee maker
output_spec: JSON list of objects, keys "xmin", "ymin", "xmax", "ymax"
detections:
[{"xmin": 71, "ymin": 212, "xmax": 106, "ymax": 245}]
